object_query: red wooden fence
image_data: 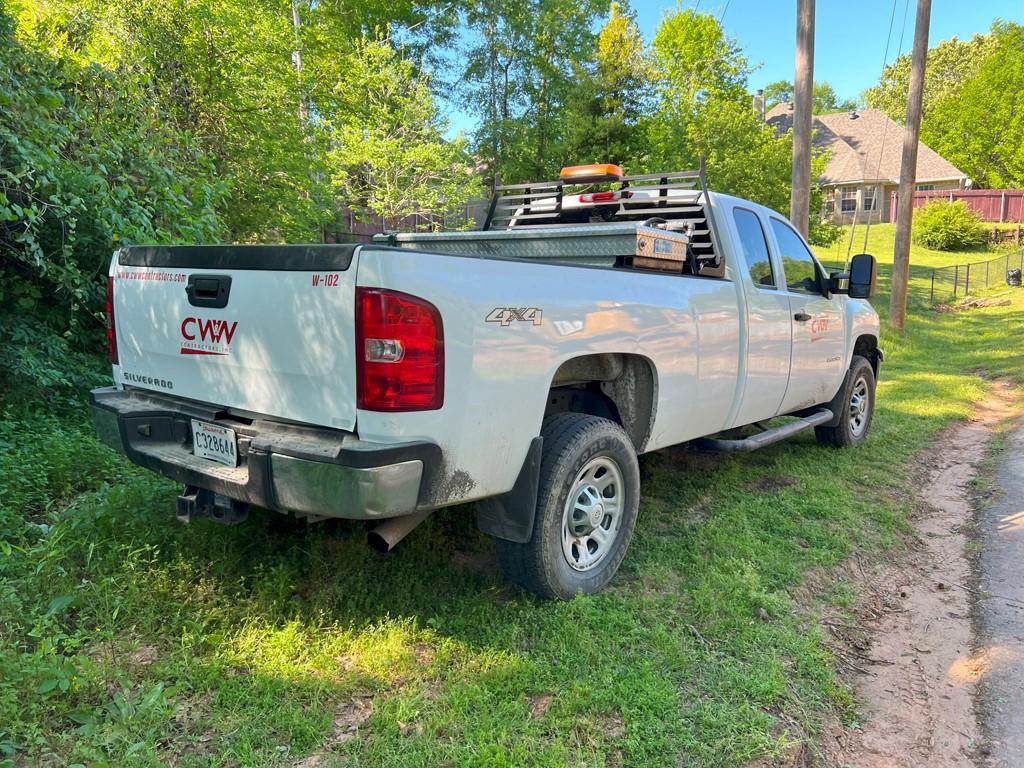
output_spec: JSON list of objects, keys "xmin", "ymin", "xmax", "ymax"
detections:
[{"xmin": 894, "ymin": 188, "xmax": 1024, "ymax": 222}]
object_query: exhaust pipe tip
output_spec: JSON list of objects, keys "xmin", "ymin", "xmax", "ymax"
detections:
[
  {"xmin": 367, "ymin": 529, "xmax": 394, "ymax": 554},
  {"xmin": 367, "ymin": 509, "xmax": 432, "ymax": 554}
]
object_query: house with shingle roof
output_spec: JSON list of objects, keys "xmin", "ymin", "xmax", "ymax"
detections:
[{"xmin": 766, "ymin": 103, "xmax": 968, "ymax": 223}]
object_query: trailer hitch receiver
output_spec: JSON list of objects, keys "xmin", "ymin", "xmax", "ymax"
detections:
[{"xmin": 176, "ymin": 486, "xmax": 249, "ymax": 525}]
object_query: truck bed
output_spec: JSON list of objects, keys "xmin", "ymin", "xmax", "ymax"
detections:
[{"xmin": 374, "ymin": 222, "xmax": 691, "ymax": 267}]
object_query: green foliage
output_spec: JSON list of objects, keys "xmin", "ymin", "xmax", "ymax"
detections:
[
  {"xmin": 651, "ymin": 8, "xmax": 749, "ymax": 104},
  {"xmin": 2, "ymin": 0, "xmax": 480, "ymax": 392},
  {"xmin": 459, "ymin": 0, "xmax": 607, "ymax": 181},
  {"xmin": 925, "ymin": 22, "xmax": 1024, "ymax": 188},
  {"xmin": 866, "ymin": 24, "xmax": 1024, "ymax": 187},
  {"xmin": 912, "ymin": 200, "xmax": 986, "ymax": 251},
  {"xmin": 646, "ymin": 9, "xmax": 796, "ymax": 222},
  {"xmin": 13, "ymin": 0, "xmax": 474, "ymax": 243},
  {"xmin": 0, "ymin": 5, "xmax": 225, "ymax": 354},
  {"xmin": 808, "ymin": 200, "xmax": 843, "ymax": 248},
  {"xmin": 864, "ymin": 32, "xmax": 994, "ymax": 125},
  {"xmin": 763, "ymin": 79, "xmax": 793, "ymax": 110},
  {"xmin": 762, "ymin": 79, "xmax": 857, "ymax": 114},
  {"xmin": 0, "ymin": 312, "xmax": 109, "ymax": 402},
  {"xmin": 327, "ymin": 39, "xmax": 481, "ymax": 224},
  {"xmin": 564, "ymin": 2, "xmax": 651, "ymax": 166}
]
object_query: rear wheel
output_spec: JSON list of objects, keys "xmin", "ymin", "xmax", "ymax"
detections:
[
  {"xmin": 496, "ymin": 413, "xmax": 640, "ymax": 599},
  {"xmin": 815, "ymin": 355, "xmax": 875, "ymax": 448}
]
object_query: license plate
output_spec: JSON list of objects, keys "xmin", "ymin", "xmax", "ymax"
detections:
[{"xmin": 191, "ymin": 419, "xmax": 238, "ymax": 467}]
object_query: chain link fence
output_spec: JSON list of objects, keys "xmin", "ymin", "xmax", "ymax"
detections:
[
  {"xmin": 927, "ymin": 250, "xmax": 1024, "ymax": 303},
  {"xmin": 821, "ymin": 248, "xmax": 1024, "ymax": 307}
]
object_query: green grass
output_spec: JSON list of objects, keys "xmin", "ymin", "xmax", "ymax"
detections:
[
  {"xmin": 813, "ymin": 222, "xmax": 1000, "ymax": 271},
  {"xmin": 812, "ymin": 222, "xmax": 1024, "ymax": 309},
  {"xmin": 3, "ymin": 241, "xmax": 1024, "ymax": 765}
]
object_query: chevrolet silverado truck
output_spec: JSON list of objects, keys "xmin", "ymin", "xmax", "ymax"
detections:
[{"xmin": 90, "ymin": 163, "xmax": 881, "ymax": 599}]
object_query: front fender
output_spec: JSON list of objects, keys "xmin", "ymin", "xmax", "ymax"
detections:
[{"xmin": 845, "ymin": 298, "xmax": 882, "ymax": 370}]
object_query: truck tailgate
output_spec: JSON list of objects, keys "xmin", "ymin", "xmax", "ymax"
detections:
[{"xmin": 112, "ymin": 245, "xmax": 359, "ymax": 431}]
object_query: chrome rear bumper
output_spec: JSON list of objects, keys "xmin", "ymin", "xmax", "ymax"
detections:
[{"xmin": 90, "ymin": 387, "xmax": 439, "ymax": 520}]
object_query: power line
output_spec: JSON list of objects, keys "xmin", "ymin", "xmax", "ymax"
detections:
[{"xmin": 854, "ymin": 0, "xmax": 911, "ymax": 259}]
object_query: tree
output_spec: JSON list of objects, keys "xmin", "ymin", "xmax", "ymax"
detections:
[
  {"xmin": 811, "ymin": 81, "xmax": 858, "ymax": 114},
  {"xmin": 0, "ymin": 2, "xmax": 224, "ymax": 383},
  {"xmin": 865, "ymin": 22, "xmax": 1024, "ymax": 187},
  {"xmin": 564, "ymin": 2, "xmax": 652, "ymax": 167},
  {"xmin": 11, "ymin": 0, "xmax": 465, "ymax": 241},
  {"xmin": 327, "ymin": 39, "xmax": 482, "ymax": 225},
  {"xmin": 763, "ymin": 79, "xmax": 793, "ymax": 109},
  {"xmin": 647, "ymin": 10, "xmax": 791, "ymax": 213},
  {"xmin": 864, "ymin": 32, "xmax": 993, "ymax": 124},
  {"xmin": 919, "ymin": 22, "xmax": 1024, "ymax": 187},
  {"xmin": 763, "ymin": 79, "xmax": 856, "ymax": 113},
  {"xmin": 644, "ymin": 10, "xmax": 838, "ymax": 244},
  {"xmin": 458, "ymin": 0, "xmax": 606, "ymax": 182},
  {"xmin": 651, "ymin": 8, "xmax": 749, "ymax": 105}
]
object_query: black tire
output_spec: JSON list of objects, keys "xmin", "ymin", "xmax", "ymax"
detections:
[
  {"xmin": 496, "ymin": 413, "xmax": 640, "ymax": 600},
  {"xmin": 815, "ymin": 355, "xmax": 876, "ymax": 448}
]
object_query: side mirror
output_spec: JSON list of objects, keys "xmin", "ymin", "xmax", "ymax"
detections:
[
  {"xmin": 828, "ymin": 270, "xmax": 850, "ymax": 294},
  {"xmin": 828, "ymin": 253, "xmax": 877, "ymax": 299},
  {"xmin": 848, "ymin": 253, "xmax": 877, "ymax": 299}
]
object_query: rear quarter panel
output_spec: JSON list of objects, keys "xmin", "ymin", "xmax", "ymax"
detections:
[{"xmin": 355, "ymin": 247, "xmax": 741, "ymax": 507}]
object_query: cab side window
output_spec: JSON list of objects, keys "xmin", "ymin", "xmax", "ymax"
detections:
[
  {"xmin": 770, "ymin": 218, "xmax": 822, "ymax": 295},
  {"xmin": 732, "ymin": 208, "xmax": 775, "ymax": 288}
]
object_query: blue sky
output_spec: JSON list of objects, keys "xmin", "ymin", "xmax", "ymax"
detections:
[{"xmin": 443, "ymin": 0, "xmax": 1022, "ymax": 136}]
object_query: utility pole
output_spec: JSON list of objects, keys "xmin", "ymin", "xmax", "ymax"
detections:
[
  {"xmin": 890, "ymin": 0, "xmax": 932, "ymax": 330},
  {"xmin": 790, "ymin": 0, "xmax": 815, "ymax": 237}
]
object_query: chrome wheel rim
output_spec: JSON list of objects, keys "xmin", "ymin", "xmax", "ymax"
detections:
[
  {"xmin": 849, "ymin": 376, "xmax": 869, "ymax": 437},
  {"xmin": 561, "ymin": 456, "xmax": 624, "ymax": 572}
]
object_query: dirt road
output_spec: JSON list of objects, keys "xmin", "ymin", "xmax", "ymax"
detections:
[{"xmin": 819, "ymin": 384, "xmax": 1020, "ymax": 768}]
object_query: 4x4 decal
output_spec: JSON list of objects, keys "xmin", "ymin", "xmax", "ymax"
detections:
[{"xmin": 486, "ymin": 307, "xmax": 543, "ymax": 326}]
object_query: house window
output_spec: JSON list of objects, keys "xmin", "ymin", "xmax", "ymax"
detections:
[
  {"xmin": 840, "ymin": 188, "xmax": 857, "ymax": 213},
  {"xmin": 862, "ymin": 186, "xmax": 878, "ymax": 211},
  {"xmin": 916, "ymin": 184, "xmax": 935, "ymax": 191},
  {"xmin": 823, "ymin": 188, "xmax": 836, "ymax": 214}
]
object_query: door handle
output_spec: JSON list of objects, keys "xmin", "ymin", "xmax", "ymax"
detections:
[{"xmin": 793, "ymin": 311, "xmax": 811, "ymax": 322}]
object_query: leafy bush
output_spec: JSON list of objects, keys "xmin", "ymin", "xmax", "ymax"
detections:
[
  {"xmin": 809, "ymin": 214, "xmax": 843, "ymax": 247},
  {"xmin": 912, "ymin": 200, "xmax": 986, "ymax": 250},
  {"xmin": 0, "ymin": 6, "xmax": 225, "ymax": 367}
]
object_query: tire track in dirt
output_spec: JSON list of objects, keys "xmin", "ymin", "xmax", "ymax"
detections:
[{"xmin": 819, "ymin": 383, "xmax": 1019, "ymax": 768}]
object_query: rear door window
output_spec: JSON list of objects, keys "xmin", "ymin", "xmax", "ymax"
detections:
[{"xmin": 732, "ymin": 208, "xmax": 775, "ymax": 288}]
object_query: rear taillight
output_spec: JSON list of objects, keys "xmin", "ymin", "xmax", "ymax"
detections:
[
  {"xmin": 356, "ymin": 288, "xmax": 444, "ymax": 412},
  {"xmin": 106, "ymin": 276, "xmax": 118, "ymax": 364}
]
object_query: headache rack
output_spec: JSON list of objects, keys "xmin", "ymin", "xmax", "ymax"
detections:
[
  {"xmin": 373, "ymin": 161, "xmax": 725, "ymax": 277},
  {"xmin": 481, "ymin": 158, "xmax": 722, "ymax": 271}
]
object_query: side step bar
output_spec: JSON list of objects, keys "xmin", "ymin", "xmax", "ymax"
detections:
[{"xmin": 697, "ymin": 409, "xmax": 834, "ymax": 453}]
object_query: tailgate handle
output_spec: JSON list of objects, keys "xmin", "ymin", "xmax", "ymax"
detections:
[{"xmin": 186, "ymin": 274, "xmax": 232, "ymax": 308}]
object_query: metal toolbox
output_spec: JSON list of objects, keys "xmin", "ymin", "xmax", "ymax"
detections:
[
  {"xmin": 373, "ymin": 222, "xmax": 692, "ymax": 269},
  {"xmin": 632, "ymin": 228, "xmax": 691, "ymax": 272}
]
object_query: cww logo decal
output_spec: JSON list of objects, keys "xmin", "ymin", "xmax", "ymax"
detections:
[{"xmin": 180, "ymin": 316, "xmax": 238, "ymax": 356}]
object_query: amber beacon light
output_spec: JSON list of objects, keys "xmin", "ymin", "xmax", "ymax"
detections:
[{"xmin": 558, "ymin": 164, "xmax": 624, "ymax": 183}]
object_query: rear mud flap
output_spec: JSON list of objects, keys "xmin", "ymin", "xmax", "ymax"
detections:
[{"xmin": 475, "ymin": 437, "xmax": 543, "ymax": 543}]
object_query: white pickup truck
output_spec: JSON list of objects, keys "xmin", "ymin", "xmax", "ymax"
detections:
[{"xmin": 91, "ymin": 164, "xmax": 881, "ymax": 599}]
